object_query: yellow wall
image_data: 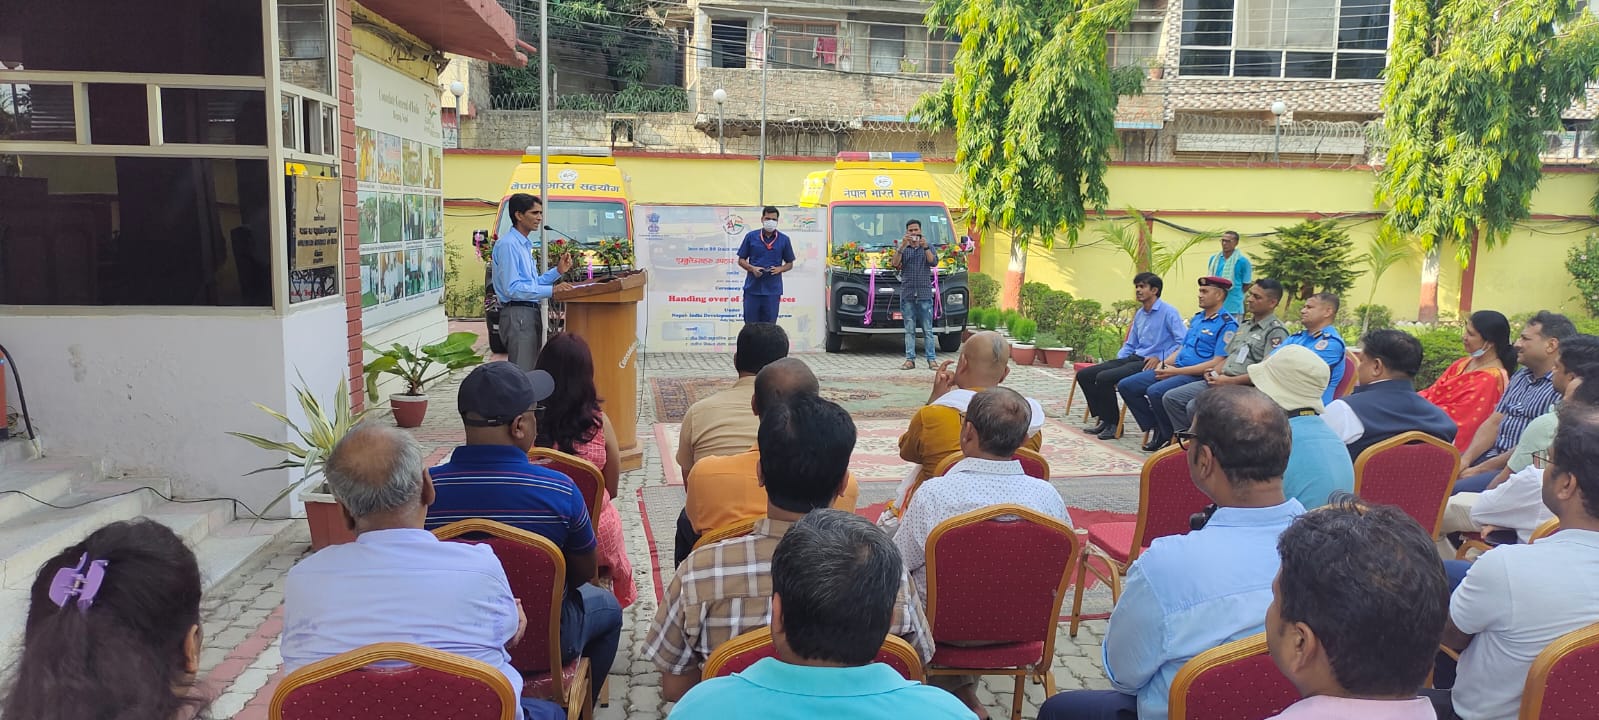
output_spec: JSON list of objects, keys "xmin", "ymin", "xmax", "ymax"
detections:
[{"xmin": 443, "ymin": 152, "xmax": 1597, "ymax": 321}]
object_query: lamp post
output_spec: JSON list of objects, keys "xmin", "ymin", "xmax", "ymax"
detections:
[
  {"xmin": 758, "ymin": 9, "xmax": 770, "ymax": 206},
  {"xmin": 448, "ymin": 80, "xmax": 465, "ymax": 149},
  {"xmin": 1270, "ymin": 100, "xmax": 1287, "ymax": 165},
  {"xmin": 713, "ymin": 87, "xmax": 726, "ymax": 154}
]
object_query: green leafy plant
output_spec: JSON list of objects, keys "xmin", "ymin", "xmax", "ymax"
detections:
[
  {"xmin": 1019, "ymin": 282, "xmax": 1054, "ymax": 319},
  {"xmin": 971, "ymin": 307, "xmax": 999, "ymax": 331},
  {"xmin": 363, "ymin": 332, "xmax": 485, "ymax": 400},
  {"xmin": 1034, "ymin": 290, "xmax": 1074, "ymax": 333},
  {"xmin": 1568, "ymin": 234, "xmax": 1599, "ymax": 318},
  {"xmin": 1342, "ymin": 304, "xmax": 1394, "ymax": 335},
  {"xmin": 1000, "ymin": 309, "xmax": 1021, "ymax": 330},
  {"xmin": 227, "ymin": 375, "xmax": 372, "ymax": 516},
  {"xmin": 967, "ymin": 273, "xmax": 1000, "ymax": 308},
  {"xmin": 1011, "ymin": 318, "xmax": 1038, "ymax": 345},
  {"xmin": 1255, "ymin": 220, "xmax": 1365, "ymax": 310},
  {"xmin": 1403, "ymin": 324, "xmax": 1467, "ymax": 388},
  {"xmin": 1094, "ymin": 207, "xmax": 1217, "ymax": 276},
  {"xmin": 1357, "ymin": 229, "xmax": 1416, "ymax": 334},
  {"xmin": 1059, "ymin": 298, "xmax": 1104, "ymax": 358},
  {"xmin": 1033, "ymin": 331, "xmax": 1065, "ymax": 349}
]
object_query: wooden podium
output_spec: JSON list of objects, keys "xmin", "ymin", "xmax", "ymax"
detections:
[{"xmin": 554, "ymin": 270, "xmax": 647, "ymax": 471}]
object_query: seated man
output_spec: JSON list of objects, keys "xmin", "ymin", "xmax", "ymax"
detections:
[
  {"xmin": 1219, "ymin": 293, "xmax": 1347, "ymax": 406},
  {"xmin": 684, "ymin": 358, "xmax": 860, "ymax": 551},
  {"xmin": 893, "ymin": 331, "xmax": 1045, "ymax": 516},
  {"xmin": 1249, "ymin": 346, "xmax": 1355, "ymax": 509},
  {"xmin": 1265, "ymin": 498, "xmax": 1446, "ymax": 720},
  {"xmin": 1322, "ymin": 329, "xmax": 1457, "ymax": 458},
  {"xmin": 670, "ymin": 510, "xmax": 974, "ymax": 719},
  {"xmin": 1077, "ymin": 272, "xmax": 1187, "ymax": 440},
  {"xmin": 646, "ymin": 395, "xmax": 934, "ymax": 702},
  {"xmin": 282, "ymin": 424, "xmax": 562, "ymax": 720},
  {"xmin": 892, "ymin": 386, "xmax": 1069, "ymax": 716},
  {"xmin": 1443, "ymin": 335, "xmax": 1599, "ymax": 543},
  {"xmin": 1040, "ymin": 386, "xmax": 1305, "ymax": 720},
  {"xmin": 1454, "ymin": 311, "xmax": 1575, "ymax": 493},
  {"xmin": 675, "ymin": 323, "xmax": 789, "ymax": 562},
  {"xmin": 1433, "ymin": 402, "xmax": 1599, "ymax": 720},
  {"xmin": 1117, "ymin": 276, "xmax": 1238, "ymax": 451},
  {"xmin": 423, "ymin": 362, "xmax": 622, "ymax": 704},
  {"xmin": 1164, "ymin": 278, "xmax": 1289, "ymax": 434}
]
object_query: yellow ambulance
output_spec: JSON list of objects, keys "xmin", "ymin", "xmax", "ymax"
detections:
[{"xmin": 800, "ymin": 152, "xmax": 969, "ymax": 353}]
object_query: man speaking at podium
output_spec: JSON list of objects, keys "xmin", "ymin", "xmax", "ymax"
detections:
[{"xmin": 494, "ymin": 193, "xmax": 574, "ymax": 370}]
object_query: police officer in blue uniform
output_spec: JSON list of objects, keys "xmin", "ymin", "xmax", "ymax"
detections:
[
  {"xmin": 1276, "ymin": 292, "xmax": 1348, "ymax": 404},
  {"xmin": 1117, "ymin": 276, "xmax": 1240, "ymax": 451}
]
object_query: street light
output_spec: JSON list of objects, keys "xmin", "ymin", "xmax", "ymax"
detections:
[
  {"xmin": 449, "ymin": 80, "xmax": 465, "ymax": 149},
  {"xmin": 1270, "ymin": 100, "xmax": 1287, "ymax": 165},
  {"xmin": 713, "ymin": 88, "xmax": 727, "ymax": 154}
]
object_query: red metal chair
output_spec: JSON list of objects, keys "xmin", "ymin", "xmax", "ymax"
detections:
[
  {"xmin": 700, "ymin": 627, "xmax": 925, "ymax": 682},
  {"xmin": 528, "ymin": 447, "xmax": 605, "ymax": 523},
  {"xmin": 270, "ymin": 642, "xmax": 517, "ymax": 720},
  {"xmin": 1353, "ymin": 431, "xmax": 1461, "ymax": 538},
  {"xmin": 1333, "ymin": 350, "xmax": 1359, "ymax": 399},
  {"xmin": 433, "ymin": 519, "xmax": 592, "ymax": 720},
  {"xmin": 1071, "ymin": 444, "xmax": 1207, "ymax": 637},
  {"xmin": 1167, "ymin": 633, "xmax": 1299, "ymax": 720},
  {"xmin": 1065, "ymin": 325, "xmax": 1136, "ymax": 438},
  {"xmin": 914, "ymin": 448, "xmax": 1054, "ymax": 514},
  {"xmin": 924, "ymin": 505, "xmax": 1078, "ymax": 720},
  {"xmin": 1519, "ymin": 622, "xmax": 1599, "ymax": 720}
]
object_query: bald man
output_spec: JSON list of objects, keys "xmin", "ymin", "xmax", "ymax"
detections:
[
  {"xmin": 676, "ymin": 358, "xmax": 861, "ymax": 565},
  {"xmin": 891, "ymin": 332, "xmax": 1046, "ymax": 517}
]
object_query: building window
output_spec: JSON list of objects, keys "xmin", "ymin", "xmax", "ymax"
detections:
[
  {"xmin": 1110, "ymin": 0, "xmax": 1165, "ymax": 68},
  {"xmin": 870, "ymin": 25, "xmax": 907, "ymax": 74},
  {"xmin": 926, "ymin": 30, "xmax": 961, "ymax": 75},
  {"xmin": 1179, "ymin": 0, "xmax": 1389, "ymax": 79},
  {"xmin": 0, "ymin": 0, "xmax": 263, "ymax": 76},
  {"xmin": 279, "ymin": 0, "xmax": 333, "ymax": 95},
  {"xmin": 0, "ymin": 155, "xmax": 273, "ymax": 306},
  {"xmin": 711, "ymin": 20, "xmax": 748, "ymax": 69},
  {"xmin": 0, "ymin": 82, "xmax": 75, "ymax": 142},
  {"xmin": 768, "ymin": 22, "xmax": 837, "ymax": 70}
]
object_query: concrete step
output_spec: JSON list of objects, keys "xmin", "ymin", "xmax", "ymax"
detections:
[
  {"xmin": 0, "ymin": 437, "xmax": 40, "ymax": 472},
  {"xmin": 0, "ymin": 481, "xmax": 160, "ymax": 591},
  {"xmin": 0, "ymin": 457, "xmax": 97, "ymax": 527}
]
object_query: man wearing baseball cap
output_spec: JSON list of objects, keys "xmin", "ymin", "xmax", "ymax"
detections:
[
  {"xmin": 425, "ymin": 361, "xmax": 622, "ymax": 706},
  {"xmin": 1247, "ymin": 345, "xmax": 1355, "ymax": 510},
  {"xmin": 1116, "ymin": 276, "xmax": 1239, "ymax": 451}
]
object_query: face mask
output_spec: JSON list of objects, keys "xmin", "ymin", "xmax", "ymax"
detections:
[
  {"xmin": 1470, "ymin": 347, "xmax": 1488, "ymax": 358},
  {"xmin": 762, "ymin": 220, "xmax": 778, "ymax": 232}
]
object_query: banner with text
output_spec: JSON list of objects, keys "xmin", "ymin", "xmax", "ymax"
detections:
[{"xmin": 634, "ymin": 205, "xmax": 826, "ymax": 352}]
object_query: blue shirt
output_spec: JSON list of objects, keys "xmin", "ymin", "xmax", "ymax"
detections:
[
  {"xmin": 282, "ymin": 529, "xmax": 527, "ymax": 714},
  {"xmin": 1207, "ymin": 251, "xmax": 1253, "ymax": 316},
  {"xmin": 669, "ymin": 657, "xmax": 974, "ymax": 720},
  {"xmin": 737, "ymin": 230, "xmax": 796, "ymax": 295},
  {"xmin": 1277, "ymin": 325, "xmax": 1347, "ymax": 404},
  {"xmin": 1119, "ymin": 299, "xmax": 1187, "ymax": 360},
  {"xmin": 426, "ymin": 444, "xmax": 597, "ymax": 556},
  {"xmin": 1173, "ymin": 310, "xmax": 1238, "ymax": 367},
  {"xmin": 1490, "ymin": 369, "xmax": 1560, "ymax": 458},
  {"xmin": 1102, "ymin": 499, "xmax": 1304, "ymax": 720},
  {"xmin": 492, "ymin": 227, "xmax": 565, "ymax": 302},
  {"xmin": 1283, "ymin": 414, "xmax": 1355, "ymax": 509}
]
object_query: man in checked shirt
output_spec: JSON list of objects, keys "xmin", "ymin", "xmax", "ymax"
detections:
[{"xmin": 644, "ymin": 393, "xmax": 934, "ymax": 702}]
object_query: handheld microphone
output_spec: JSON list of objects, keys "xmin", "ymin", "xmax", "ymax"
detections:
[{"xmin": 1189, "ymin": 504, "xmax": 1219, "ymax": 531}]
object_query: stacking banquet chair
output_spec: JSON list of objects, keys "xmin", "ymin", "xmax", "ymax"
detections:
[
  {"xmin": 923, "ymin": 505, "xmax": 1078, "ymax": 720},
  {"xmin": 691, "ymin": 516, "xmax": 761, "ymax": 552},
  {"xmin": 1064, "ymin": 325, "xmax": 1137, "ymax": 439},
  {"xmin": 1166, "ymin": 633, "xmax": 1299, "ymax": 720},
  {"xmin": 270, "ymin": 642, "xmax": 517, "ymax": 720},
  {"xmin": 1454, "ymin": 515, "xmax": 1562, "ymax": 560},
  {"xmin": 1070, "ymin": 444, "xmax": 1208, "ymax": 637},
  {"xmin": 912, "ymin": 448, "xmax": 1053, "ymax": 513},
  {"xmin": 1333, "ymin": 350, "xmax": 1359, "ymax": 400},
  {"xmin": 433, "ymin": 519, "xmax": 593, "ymax": 720},
  {"xmin": 1352, "ymin": 431, "xmax": 1460, "ymax": 538},
  {"xmin": 1518, "ymin": 622, "xmax": 1599, "ymax": 720},
  {"xmin": 527, "ymin": 448, "xmax": 605, "ymax": 524},
  {"xmin": 700, "ymin": 627, "xmax": 925, "ymax": 682}
]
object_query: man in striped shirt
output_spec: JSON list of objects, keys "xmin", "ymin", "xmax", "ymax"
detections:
[
  {"xmin": 1455, "ymin": 312, "xmax": 1576, "ymax": 495},
  {"xmin": 425, "ymin": 361, "xmax": 622, "ymax": 704},
  {"xmin": 645, "ymin": 394, "xmax": 934, "ymax": 703}
]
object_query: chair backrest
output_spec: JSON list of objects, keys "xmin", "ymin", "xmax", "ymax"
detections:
[
  {"xmin": 1353, "ymin": 431, "xmax": 1461, "ymax": 537},
  {"xmin": 932, "ymin": 452, "xmax": 962, "ymax": 479},
  {"xmin": 925, "ymin": 505, "xmax": 1077, "ymax": 654},
  {"xmin": 1333, "ymin": 350, "xmax": 1359, "ymax": 399},
  {"xmin": 1519, "ymin": 623, "xmax": 1599, "ymax": 720},
  {"xmin": 432, "ymin": 519, "xmax": 567, "ymax": 689},
  {"xmin": 701, "ymin": 627, "xmax": 925, "ymax": 682},
  {"xmin": 693, "ymin": 516, "xmax": 761, "ymax": 551},
  {"xmin": 1167, "ymin": 633, "xmax": 1299, "ymax": 720},
  {"xmin": 528, "ymin": 447, "xmax": 604, "ymax": 522},
  {"xmin": 271, "ymin": 642, "xmax": 516, "ymax": 720},
  {"xmin": 1533, "ymin": 518, "xmax": 1562, "ymax": 542},
  {"xmin": 1129, "ymin": 445, "xmax": 1208, "ymax": 564},
  {"xmin": 1013, "ymin": 447, "xmax": 1050, "ymax": 480}
]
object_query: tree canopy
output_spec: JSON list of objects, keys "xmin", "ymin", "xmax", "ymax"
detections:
[
  {"xmin": 491, "ymin": 0, "xmax": 678, "ymax": 101},
  {"xmin": 1377, "ymin": 0, "xmax": 1599, "ymax": 265}
]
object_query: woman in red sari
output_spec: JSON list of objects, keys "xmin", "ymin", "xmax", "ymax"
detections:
[{"xmin": 1420, "ymin": 310, "xmax": 1515, "ymax": 450}]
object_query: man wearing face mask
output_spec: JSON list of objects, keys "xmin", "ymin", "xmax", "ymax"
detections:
[{"xmin": 738, "ymin": 206, "xmax": 797, "ymax": 324}]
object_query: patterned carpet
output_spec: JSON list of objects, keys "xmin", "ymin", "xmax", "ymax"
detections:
[{"xmin": 650, "ymin": 375, "xmax": 944, "ymax": 424}]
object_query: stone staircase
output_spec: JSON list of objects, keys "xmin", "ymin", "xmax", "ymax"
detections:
[{"xmin": 0, "ymin": 437, "xmax": 293, "ymax": 665}]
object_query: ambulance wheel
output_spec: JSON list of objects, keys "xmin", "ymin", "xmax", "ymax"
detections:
[
  {"xmin": 825, "ymin": 331, "xmax": 843, "ymax": 353},
  {"xmin": 938, "ymin": 332, "xmax": 962, "ymax": 353}
]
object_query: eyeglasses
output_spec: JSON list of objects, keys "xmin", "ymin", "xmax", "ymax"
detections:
[
  {"xmin": 1174, "ymin": 430, "xmax": 1198, "ymax": 451},
  {"xmin": 1533, "ymin": 449, "xmax": 1553, "ymax": 470}
]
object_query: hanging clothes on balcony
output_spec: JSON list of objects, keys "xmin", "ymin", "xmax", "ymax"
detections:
[{"xmin": 814, "ymin": 36, "xmax": 838, "ymax": 65}]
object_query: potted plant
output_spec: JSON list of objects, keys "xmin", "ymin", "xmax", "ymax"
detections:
[
  {"xmin": 363, "ymin": 331, "xmax": 485, "ymax": 428},
  {"xmin": 228, "ymin": 375, "xmax": 371, "ymax": 550},
  {"xmin": 1035, "ymin": 331, "xmax": 1072, "ymax": 368},
  {"xmin": 1010, "ymin": 318, "xmax": 1038, "ymax": 365},
  {"xmin": 964, "ymin": 308, "xmax": 987, "ymax": 340}
]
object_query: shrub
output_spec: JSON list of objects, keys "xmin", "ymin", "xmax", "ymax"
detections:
[
  {"xmin": 1011, "ymin": 318, "xmax": 1038, "ymax": 345},
  {"xmin": 1338, "ymin": 304, "xmax": 1394, "ymax": 339},
  {"xmin": 1034, "ymin": 331, "xmax": 1064, "ymax": 349},
  {"xmin": 1034, "ymin": 290, "xmax": 1074, "ymax": 333},
  {"xmin": 1060, "ymin": 299, "xmax": 1105, "ymax": 360},
  {"xmin": 972, "ymin": 307, "xmax": 998, "ymax": 330},
  {"xmin": 1255, "ymin": 219, "xmax": 1365, "ymax": 307},
  {"xmin": 1019, "ymin": 281, "xmax": 1054, "ymax": 319},
  {"xmin": 1567, "ymin": 234, "xmax": 1599, "ymax": 318},
  {"xmin": 967, "ymin": 273, "xmax": 1000, "ymax": 309},
  {"xmin": 1000, "ymin": 309, "xmax": 1021, "ymax": 330},
  {"xmin": 1403, "ymin": 325, "xmax": 1466, "ymax": 388},
  {"xmin": 1086, "ymin": 327, "xmax": 1124, "ymax": 362}
]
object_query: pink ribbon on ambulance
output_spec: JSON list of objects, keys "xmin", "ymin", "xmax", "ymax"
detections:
[{"xmin": 863, "ymin": 260, "xmax": 877, "ymax": 325}]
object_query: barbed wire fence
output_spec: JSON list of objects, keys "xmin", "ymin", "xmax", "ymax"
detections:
[{"xmin": 1153, "ymin": 114, "xmax": 1385, "ymax": 168}]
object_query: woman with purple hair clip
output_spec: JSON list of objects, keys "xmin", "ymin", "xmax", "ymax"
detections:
[{"xmin": 2, "ymin": 519, "xmax": 207, "ymax": 720}]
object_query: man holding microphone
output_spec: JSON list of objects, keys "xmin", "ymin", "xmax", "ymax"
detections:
[
  {"xmin": 493, "ymin": 193, "xmax": 574, "ymax": 370},
  {"xmin": 892, "ymin": 219, "xmax": 939, "ymax": 370},
  {"xmin": 737, "ymin": 206, "xmax": 796, "ymax": 324}
]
